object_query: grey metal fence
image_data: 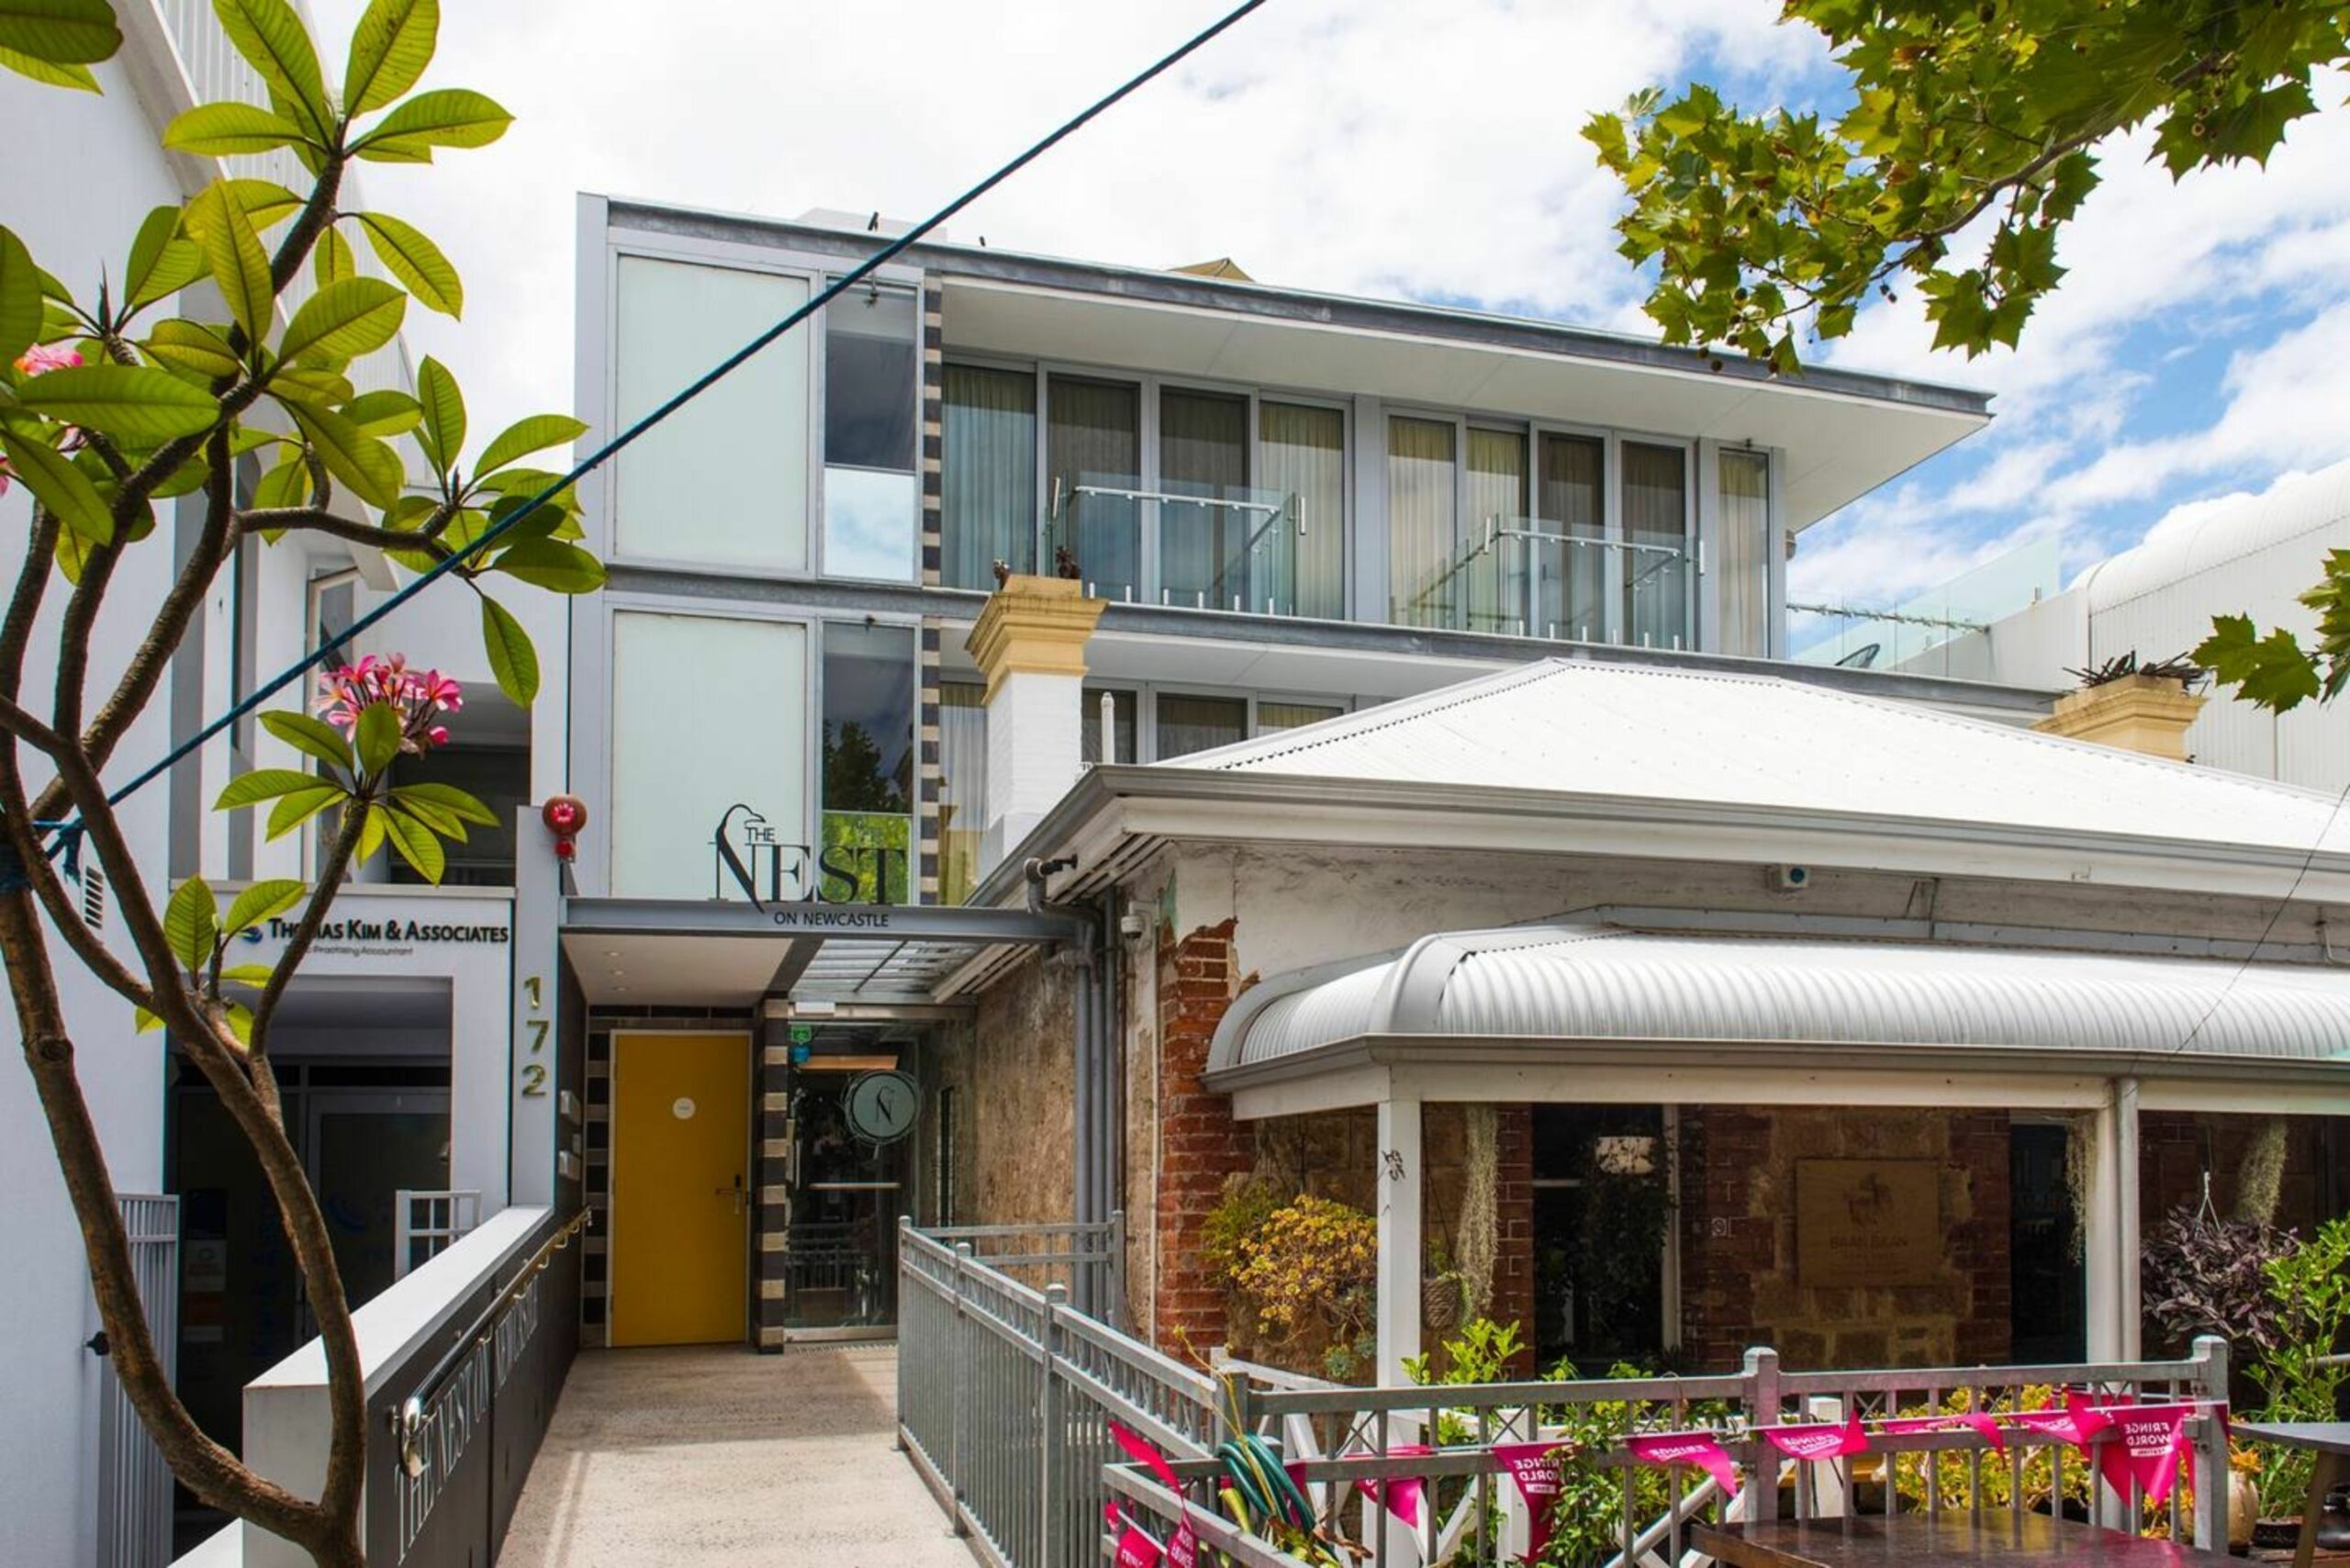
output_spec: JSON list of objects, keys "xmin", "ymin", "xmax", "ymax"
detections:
[
  {"xmin": 899, "ymin": 1223, "xmax": 2235, "ymax": 1568},
  {"xmin": 96, "ymin": 1193, "xmax": 178, "ymax": 1568}
]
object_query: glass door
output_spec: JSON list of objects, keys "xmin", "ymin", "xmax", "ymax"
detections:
[{"xmin": 781, "ymin": 1052, "xmax": 913, "ymax": 1333}]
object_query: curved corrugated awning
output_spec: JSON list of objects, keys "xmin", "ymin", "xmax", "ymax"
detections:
[{"xmin": 1209, "ymin": 921, "xmax": 2350, "ymax": 1075}]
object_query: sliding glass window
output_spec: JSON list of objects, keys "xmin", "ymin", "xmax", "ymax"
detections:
[
  {"xmin": 1388, "ymin": 416, "xmax": 1459, "ymax": 630},
  {"xmin": 1159, "ymin": 388, "xmax": 1251, "ymax": 610},
  {"xmin": 614, "ymin": 257, "xmax": 810, "ymax": 571},
  {"xmin": 1537, "ymin": 434, "xmax": 1606, "ymax": 643},
  {"xmin": 1462, "ymin": 429, "xmax": 1528, "ymax": 635},
  {"xmin": 941, "ymin": 364, "xmax": 1036, "ymax": 589},
  {"xmin": 820, "ymin": 623, "xmax": 914, "ymax": 903},
  {"xmin": 822, "ymin": 285, "xmax": 919, "ymax": 581},
  {"xmin": 1622, "ymin": 442, "xmax": 1691, "ymax": 649},
  {"xmin": 1046, "ymin": 376, "xmax": 1142, "ymax": 601},
  {"xmin": 1156, "ymin": 694, "xmax": 1248, "ymax": 760},
  {"xmin": 1718, "ymin": 449, "xmax": 1773, "ymax": 658},
  {"xmin": 1259, "ymin": 402, "xmax": 1345, "ymax": 619}
]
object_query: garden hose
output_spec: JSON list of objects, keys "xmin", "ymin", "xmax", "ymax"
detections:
[{"xmin": 1215, "ymin": 1432, "xmax": 1316, "ymax": 1532}]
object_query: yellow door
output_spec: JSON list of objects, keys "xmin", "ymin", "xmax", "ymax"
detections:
[{"xmin": 610, "ymin": 1033, "xmax": 749, "ymax": 1347}]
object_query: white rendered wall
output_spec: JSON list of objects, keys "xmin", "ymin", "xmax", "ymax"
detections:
[
  {"xmin": 983, "ymin": 667, "xmax": 1085, "ymax": 870},
  {"xmin": 0, "ymin": 52, "xmax": 188, "ymax": 1568}
]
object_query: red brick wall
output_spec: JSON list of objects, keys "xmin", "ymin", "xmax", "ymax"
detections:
[{"xmin": 1151, "ymin": 918, "xmax": 1250, "ymax": 1361}]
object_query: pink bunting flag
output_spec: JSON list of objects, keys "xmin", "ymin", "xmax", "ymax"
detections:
[
  {"xmin": 1625, "ymin": 1431, "xmax": 1742, "ymax": 1496},
  {"xmin": 1353, "ymin": 1443, "xmax": 1432, "ymax": 1529},
  {"xmin": 1494, "ymin": 1442, "xmax": 1571, "ymax": 1558},
  {"xmin": 1114, "ymin": 1523, "xmax": 1164, "ymax": 1568},
  {"xmin": 1880, "ymin": 1412, "xmax": 2007, "ymax": 1453},
  {"xmin": 2095, "ymin": 1404, "xmax": 2197, "ymax": 1506},
  {"xmin": 1764, "ymin": 1417, "xmax": 1870, "ymax": 1462},
  {"xmin": 1166, "ymin": 1518, "xmax": 1198, "ymax": 1568},
  {"xmin": 1108, "ymin": 1419, "xmax": 1183, "ymax": 1492},
  {"xmin": 2012, "ymin": 1406, "xmax": 2108, "ymax": 1455}
]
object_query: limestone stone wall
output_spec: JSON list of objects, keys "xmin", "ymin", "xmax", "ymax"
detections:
[
  {"xmin": 1682, "ymin": 1107, "xmax": 2010, "ymax": 1372},
  {"xmin": 966, "ymin": 948, "xmax": 1078, "ymax": 1225}
]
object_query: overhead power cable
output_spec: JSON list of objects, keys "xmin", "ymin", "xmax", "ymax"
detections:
[{"xmin": 44, "ymin": 0, "xmax": 1270, "ymax": 861}]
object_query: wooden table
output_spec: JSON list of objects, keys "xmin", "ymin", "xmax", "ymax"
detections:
[
  {"xmin": 1694, "ymin": 1514, "xmax": 2240, "ymax": 1567},
  {"xmin": 2235, "ymin": 1422, "xmax": 2350, "ymax": 1568}
]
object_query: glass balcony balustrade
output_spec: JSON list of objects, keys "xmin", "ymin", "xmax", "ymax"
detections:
[
  {"xmin": 1399, "ymin": 516, "xmax": 1693, "ymax": 644},
  {"xmin": 1046, "ymin": 474, "xmax": 1305, "ymax": 615}
]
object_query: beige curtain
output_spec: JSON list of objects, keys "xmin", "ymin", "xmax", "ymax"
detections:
[
  {"xmin": 1260, "ymin": 402, "xmax": 1345, "ymax": 620},
  {"xmin": 1388, "ymin": 417, "xmax": 1458, "ymax": 627},
  {"xmin": 1622, "ymin": 442, "xmax": 1689, "ymax": 648},
  {"xmin": 1047, "ymin": 375, "xmax": 1141, "ymax": 599},
  {"xmin": 942, "ymin": 365, "xmax": 1036, "ymax": 589},
  {"xmin": 1539, "ymin": 434, "xmax": 1604, "ymax": 642},
  {"xmin": 1464, "ymin": 429, "xmax": 1528, "ymax": 633},
  {"xmin": 937, "ymin": 681, "xmax": 987, "ymax": 904},
  {"xmin": 1718, "ymin": 449, "xmax": 1772, "ymax": 658},
  {"xmin": 1159, "ymin": 388, "xmax": 1249, "ymax": 609}
]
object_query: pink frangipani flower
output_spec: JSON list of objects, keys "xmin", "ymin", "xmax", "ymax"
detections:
[
  {"xmin": 312, "ymin": 654, "xmax": 464, "ymax": 760},
  {"xmin": 13, "ymin": 342, "xmax": 82, "ymax": 376}
]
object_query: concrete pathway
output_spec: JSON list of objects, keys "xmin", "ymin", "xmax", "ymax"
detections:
[{"xmin": 498, "ymin": 1343, "xmax": 973, "ymax": 1568}]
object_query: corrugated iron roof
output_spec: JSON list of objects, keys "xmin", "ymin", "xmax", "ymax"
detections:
[
  {"xmin": 1215, "ymin": 921, "xmax": 2350, "ymax": 1070},
  {"xmin": 1163, "ymin": 659, "xmax": 2350, "ymax": 861}
]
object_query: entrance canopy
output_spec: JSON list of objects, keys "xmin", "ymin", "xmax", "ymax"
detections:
[
  {"xmin": 1206, "ymin": 914, "xmax": 2350, "ymax": 1115},
  {"xmin": 559, "ymin": 898, "xmax": 1079, "ymax": 1010}
]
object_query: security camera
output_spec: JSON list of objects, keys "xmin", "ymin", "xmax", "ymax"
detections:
[
  {"xmin": 1773, "ymin": 864, "xmax": 1812, "ymax": 892},
  {"xmin": 1119, "ymin": 909, "xmax": 1147, "ymax": 942}
]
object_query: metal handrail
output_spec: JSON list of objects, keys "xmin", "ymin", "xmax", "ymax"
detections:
[{"xmin": 393, "ymin": 1207, "xmax": 589, "ymax": 1475}]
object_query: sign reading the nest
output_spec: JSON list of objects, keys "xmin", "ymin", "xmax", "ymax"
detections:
[{"xmin": 1795, "ymin": 1159, "xmax": 1942, "ymax": 1287}]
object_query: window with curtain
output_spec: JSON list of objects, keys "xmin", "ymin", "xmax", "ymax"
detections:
[
  {"xmin": 1159, "ymin": 388, "xmax": 1249, "ymax": 610},
  {"xmin": 821, "ymin": 622, "xmax": 914, "ymax": 902},
  {"xmin": 1622, "ymin": 442, "xmax": 1690, "ymax": 649},
  {"xmin": 1156, "ymin": 694, "xmax": 1248, "ymax": 760},
  {"xmin": 1718, "ymin": 449, "xmax": 1773, "ymax": 658},
  {"xmin": 1046, "ymin": 376, "xmax": 1141, "ymax": 601},
  {"xmin": 1256, "ymin": 700, "xmax": 1344, "ymax": 734},
  {"xmin": 937, "ymin": 681, "xmax": 987, "ymax": 903},
  {"xmin": 1080, "ymin": 687, "xmax": 1137, "ymax": 765},
  {"xmin": 1259, "ymin": 402, "xmax": 1344, "ymax": 619},
  {"xmin": 615, "ymin": 257, "xmax": 810, "ymax": 571},
  {"xmin": 610, "ymin": 612, "xmax": 806, "ymax": 899},
  {"xmin": 942, "ymin": 364, "xmax": 1036, "ymax": 589},
  {"xmin": 1388, "ymin": 417, "xmax": 1458, "ymax": 629},
  {"xmin": 822, "ymin": 285, "xmax": 919, "ymax": 581},
  {"xmin": 1464, "ymin": 428, "xmax": 1528, "ymax": 634},
  {"xmin": 1538, "ymin": 434, "xmax": 1605, "ymax": 643}
]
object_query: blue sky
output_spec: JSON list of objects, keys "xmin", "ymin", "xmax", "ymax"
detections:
[{"xmin": 311, "ymin": 0, "xmax": 2350, "ymax": 637}]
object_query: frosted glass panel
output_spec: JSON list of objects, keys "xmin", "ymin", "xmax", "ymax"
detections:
[
  {"xmin": 615, "ymin": 257, "xmax": 810, "ymax": 570},
  {"xmin": 610, "ymin": 612, "xmax": 806, "ymax": 898}
]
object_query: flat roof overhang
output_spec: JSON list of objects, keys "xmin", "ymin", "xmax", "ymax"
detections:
[
  {"xmin": 1203, "ymin": 1035, "xmax": 2350, "ymax": 1121},
  {"xmin": 559, "ymin": 897, "xmax": 1081, "ymax": 1009}
]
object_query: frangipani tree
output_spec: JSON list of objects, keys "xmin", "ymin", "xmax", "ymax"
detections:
[{"xmin": 0, "ymin": 3, "xmax": 600, "ymax": 1563}]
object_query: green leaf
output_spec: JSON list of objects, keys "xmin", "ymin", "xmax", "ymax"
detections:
[
  {"xmin": 344, "ymin": 388, "xmax": 421, "ymax": 437},
  {"xmin": 413, "ymin": 354, "xmax": 464, "ymax": 472},
  {"xmin": 222, "ymin": 878, "xmax": 306, "ymax": 935},
  {"xmin": 355, "ymin": 802, "xmax": 391, "ymax": 862},
  {"xmin": 353, "ymin": 700, "xmax": 401, "ymax": 775},
  {"xmin": 489, "ymin": 536, "xmax": 605, "ymax": 594},
  {"xmin": 343, "ymin": 0, "xmax": 437, "ymax": 116},
  {"xmin": 217, "ymin": 963, "xmax": 275, "ymax": 986},
  {"xmin": 213, "ymin": 767, "xmax": 326, "ymax": 810},
  {"xmin": 353, "ymin": 87, "xmax": 510, "ymax": 160},
  {"xmin": 0, "ymin": 430, "xmax": 112, "ymax": 544},
  {"xmin": 210, "ymin": 0, "xmax": 328, "ymax": 141},
  {"xmin": 2196, "ymin": 613, "xmax": 2323, "ymax": 714},
  {"xmin": 0, "ymin": 41, "xmax": 96, "ymax": 88},
  {"xmin": 278, "ymin": 275, "xmax": 405, "ymax": 365},
  {"xmin": 124, "ymin": 207, "xmax": 206, "ymax": 309},
  {"xmin": 14, "ymin": 364, "xmax": 219, "ymax": 443},
  {"xmin": 286, "ymin": 400, "xmax": 404, "ymax": 508},
  {"xmin": 268, "ymin": 363, "xmax": 353, "ymax": 406},
  {"xmin": 224, "ymin": 178, "xmax": 306, "ymax": 230},
  {"xmin": 183, "ymin": 182, "xmax": 274, "ymax": 345},
  {"xmin": 353, "ymin": 211, "xmax": 461, "ymax": 317},
  {"xmin": 144, "ymin": 318, "xmax": 241, "ymax": 380},
  {"xmin": 162, "ymin": 100, "xmax": 308, "ymax": 157},
  {"xmin": 163, "ymin": 877, "xmax": 217, "ymax": 971},
  {"xmin": 222, "ymin": 1002, "xmax": 254, "ymax": 1047},
  {"xmin": 264, "ymin": 782, "xmax": 343, "ymax": 840},
  {"xmin": 478, "ymin": 595, "xmax": 539, "ymax": 704},
  {"xmin": 250, "ymin": 453, "xmax": 308, "ymax": 510},
  {"xmin": 475, "ymin": 412, "xmax": 586, "ymax": 476},
  {"xmin": 0, "ymin": 224, "xmax": 39, "ymax": 364},
  {"xmin": 260, "ymin": 708, "xmax": 352, "ymax": 770},
  {"xmin": 134, "ymin": 1004, "xmax": 163, "ymax": 1034},
  {"xmin": 387, "ymin": 790, "xmax": 467, "ymax": 838},
  {"xmin": 393, "ymin": 779, "xmax": 499, "ymax": 827},
  {"xmin": 382, "ymin": 806, "xmax": 445, "ymax": 883},
  {"xmin": 312, "ymin": 223, "xmax": 355, "ymax": 288},
  {"xmin": 52, "ymin": 520, "xmax": 94, "ymax": 583},
  {"xmin": 0, "ymin": 0, "xmax": 121, "ymax": 66}
]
